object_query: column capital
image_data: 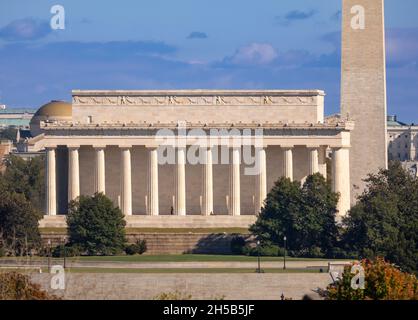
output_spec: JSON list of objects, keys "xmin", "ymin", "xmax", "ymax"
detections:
[
  {"xmin": 119, "ymin": 145, "xmax": 132, "ymax": 149},
  {"xmin": 45, "ymin": 145, "xmax": 57, "ymax": 150},
  {"xmin": 67, "ymin": 145, "xmax": 80, "ymax": 150},
  {"xmin": 93, "ymin": 145, "xmax": 106, "ymax": 149},
  {"xmin": 306, "ymin": 145, "xmax": 320, "ymax": 150},
  {"xmin": 281, "ymin": 145, "xmax": 294, "ymax": 150}
]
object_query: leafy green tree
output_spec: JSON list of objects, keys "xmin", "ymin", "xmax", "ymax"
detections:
[
  {"xmin": 0, "ymin": 184, "xmax": 42, "ymax": 255},
  {"xmin": 67, "ymin": 193, "xmax": 127, "ymax": 255},
  {"xmin": 0, "ymin": 128, "xmax": 18, "ymax": 143},
  {"xmin": 301, "ymin": 174, "xmax": 339, "ymax": 255},
  {"xmin": 250, "ymin": 173, "xmax": 339, "ymax": 257},
  {"xmin": 342, "ymin": 162, "xmax": 418, "ymax": 274},
  {"xmin": 0, "ymin": 154, "xmax": 45, "ymax": 211}
]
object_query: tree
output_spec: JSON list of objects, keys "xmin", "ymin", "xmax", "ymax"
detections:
[
  {"xmin": 0, "ymin": 127, "xmax": 17, "ymax": 143},
  {"xmin": 0, "ymin": 154, "xmax": 45, "ymax": 211},
  {"xmin": 301, "ymin": 174, "xmax": 339, "ymax": 255},
  {"xmin": 325, "ymin": 258, "xmax": 418, "ymax": 300},
  {"xmin": 342, "ymin": 162, "xmax": 418, "ymax": 274},
  {"xmin": 0, "ymin": 184, "xmax": 42, "ymax": 255},
  {"xmin": 67, "ymin": 193, "xmax": 127, "ymax": 255},
  {"xmin": 250, "ymin": 173, "xmax": 339, "ymax": 257}
]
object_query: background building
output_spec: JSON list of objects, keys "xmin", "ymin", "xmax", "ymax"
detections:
[{"xmin": 387, "ymin": 115, "xmax": 418, "ymax": 177}]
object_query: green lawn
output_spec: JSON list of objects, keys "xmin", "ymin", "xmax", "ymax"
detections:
[
  {"xmin": 70, "ymin": 254, "xmax": 336, "ymax": 263},
  {"xmin": 0, "ymin": 254, "xmax": 345, "ymax": 263}
]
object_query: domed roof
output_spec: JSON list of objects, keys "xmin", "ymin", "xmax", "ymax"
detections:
[
  {"xmin": 33, "ymin": 100, "xmax": 72, "ymax": 118},
  {"xmin": 30, "ymin": 100, "xmax": 72, "ymax": 137}
]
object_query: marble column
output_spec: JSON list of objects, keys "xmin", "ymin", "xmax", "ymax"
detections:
[
  {"xmin": 46, "ymin": 147, "xmax": 57, "ymax": 216},
  {"xmin": 283, "ymin": 147, "xmax": 294, "ymax": 181},
  {"xmin": 94, "ymin": 147, "xmax": 106, "ymax": 194},
  {"xmin": 308, "ymin": 147, "xmax": 320, "ymax": 175},
  {"xmin": 229, "ymin": 147, "xmax": 241, "ymax": 216},
  {"xmin": 318, "ymin": 146, "xmax": 328, "ymax": 178},
  {"xmin": 147, "ymin": 147, "xmax": 159, "ymax": 216},
  {"xmin": 255, "ymin": 147, "xmax": 267, "ymax": 215},
  {"xmin": 120, "ymin": 147, "xmax": 132, "ymax": 216},
  {"xmin": 175, "ymin": 147, "xmax": 186, "ymax": 216},
  {"xmin": 332, "ymin": 147, "xmax": 351, "ymax": 219},
  {"xmin": 201, "ymin": 147, "xmax": 213, "ymax": 216},
  {"xmin": 68, "ymin": 146, "xmax": 80, "ymax": 201}
]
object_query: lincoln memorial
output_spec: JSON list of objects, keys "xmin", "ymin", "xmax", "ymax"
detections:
[{"xmin": 28, "ymin": 90, "xmax": 353, "ymax": 228}]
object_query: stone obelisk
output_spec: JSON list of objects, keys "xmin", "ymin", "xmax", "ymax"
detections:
[{"xmin": 341, "ymin": 0, "xmax": 388, "ymax": 203}]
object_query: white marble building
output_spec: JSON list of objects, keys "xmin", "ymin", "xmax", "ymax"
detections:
[
  {"xmin": 387, "ymin": 115, "xmax": 418, "ymax": 162},
  {"xmin": 387, "ymin": 115, "xmax": 418, "ymax": 177},
  {"xmin": 28, "ymin": 90, "xmax": 353, "ymax": 228}
]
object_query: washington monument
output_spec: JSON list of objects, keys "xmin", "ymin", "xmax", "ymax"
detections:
[{"xmin": 341, "ymin": 0, "xmax": 388, "ymax": 202}]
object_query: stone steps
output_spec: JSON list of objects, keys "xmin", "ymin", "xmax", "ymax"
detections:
[
  {"xmin": 129, "ymin": 233, "xmax": 234, "ymax": 254},
  {"xmin": 41, "ymin": 232, "xmax": 242, "ymax": 254}
]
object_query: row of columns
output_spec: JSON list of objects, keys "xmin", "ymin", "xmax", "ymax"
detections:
[{"xmin": 46, "ymin": 145, "xmax": 349, "ymax": 217}]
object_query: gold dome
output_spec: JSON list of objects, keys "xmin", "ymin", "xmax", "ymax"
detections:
[
  {"xmin": 33, "ymin": 100, "xmax": 72, "ymax": 118},
  {"xmin": 30, "ymin": 100, "xmax": 72, "ymax": 136}
]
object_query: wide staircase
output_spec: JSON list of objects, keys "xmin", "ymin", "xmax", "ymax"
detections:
[
  {"xmin": 41, "ymin": 232, "xmax": 243, "ymax": 254},
  {"xmin": 127, "ymin": 233, "xmax": 236, "ymax": 254}
]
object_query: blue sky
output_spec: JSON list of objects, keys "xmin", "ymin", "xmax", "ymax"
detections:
[{"xmin": 0, "ymin": 0, "xmax": 417, "ymax": 122}]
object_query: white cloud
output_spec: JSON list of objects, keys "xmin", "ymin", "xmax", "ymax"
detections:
[{"xmin": 230, "ymin": 43, "xmax": 278, "ymax": 65}]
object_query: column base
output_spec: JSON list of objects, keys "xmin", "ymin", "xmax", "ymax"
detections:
[
  {"xmin": 38, "ymin": 214, "xmax": 257, "ymax": 229},
  {"xmin": 124, "ymin": 215, "xmax": 256, "ymax": 229}
]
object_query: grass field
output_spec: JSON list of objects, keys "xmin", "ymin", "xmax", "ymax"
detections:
[
  {"xmin": 0, "ymin": 254, "xmax": 347, "ymax": 263},
  {"xmin": 70, "ymin": 254, "xmax": 336, "ymax": 263}
]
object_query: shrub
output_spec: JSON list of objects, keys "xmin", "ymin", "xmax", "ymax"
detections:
[
  {"xmin": 325, "ymin": 258, "xmax": 418, "ymax": 300},
  {"xmin": 51, "ymin": 244, "xmax": 80, "ymax": 258},
  {"xmin": 125, "ymin": 239, "xmax": 147, "ymax": 255},
  {"xmin": 137, "ymin": 239, "xmax": 147, "ymax": 254},
  {"xmin": 0, "ymin": 272, "xmax": 58, "ymax": 300},
  {"xmin": 243, "ymin": 243, "xmax": 284, "ymax": 257},
  {"xmin": 289, "ymin": 247, "xmax": 325, "ymax": 259},
  {"xmin": 153, "ymin": 291, "xmax": 193, "ymax": 300},
  {"xmin": 125, "ymin": 244, "xmax": 138, "ymax": 255},
  {"xmin": 153, "ymin": 291, "xmax": 225, "ymax": 300},
  {"xmin": 230, "ymin": 236, "xmax": 246, "ymax": 255}
]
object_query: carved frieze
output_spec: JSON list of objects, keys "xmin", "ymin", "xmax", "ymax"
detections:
[{"xmin": 72, "ymin": 94, "xmax": 316, "ymax": 106}]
